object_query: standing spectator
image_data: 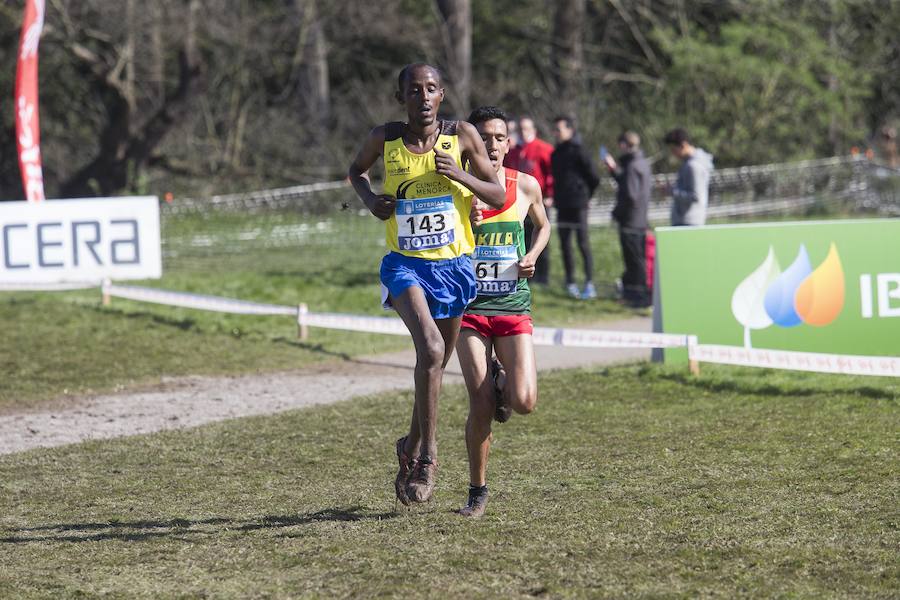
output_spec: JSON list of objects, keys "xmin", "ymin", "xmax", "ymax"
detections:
[
  {"xmin": 551, "ymin": 116, "xmax": 600, "ymax": 299},
  {"xmin": 877, "ymin": 125, "xmax": 898, "ymax": 168},
  {"xmin": 505, "ymin": 118, "xmax": 522, "ymax": 165},
  {"xmin": 664, "ymin": 128, "xmax": 714, "ymax": 226},
  {"xmin": 603, "ymin": 131, "xmax": 651, "ymax": 308},
  {"xmin": 504, "ymin": 116, "xmax": 554, "ymax": 284}
]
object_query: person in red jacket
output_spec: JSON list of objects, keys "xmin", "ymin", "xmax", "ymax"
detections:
[{"xmin": 503, "ymin": 116, "xmax": 554, "ymax": 284}]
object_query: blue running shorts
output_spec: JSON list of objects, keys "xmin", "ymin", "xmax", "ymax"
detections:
[{"xmin": 380, "ymin": 252, "xmax": 477, "ymax": 319}]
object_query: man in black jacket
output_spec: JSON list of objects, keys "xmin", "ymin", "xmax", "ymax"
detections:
[
  {"xmin": 603, "ymin": 131, "xmax": 651, "ymax": 308},
  {"xmin": 551, "ymin": 116, "xmax": 600, "ymax": 299}
]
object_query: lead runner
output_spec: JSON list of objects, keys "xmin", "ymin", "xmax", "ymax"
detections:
[
  {"xmin": 347, "ymin": 64, "xmax": 505, "ymax": 505},
  {"xmin": 455, "ymin": 106, "xmax": 551, "ymax": 517}
]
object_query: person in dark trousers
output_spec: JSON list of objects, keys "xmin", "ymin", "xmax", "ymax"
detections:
[
  {"xmin": 504, "ymin": 116, "xmax": 554, "ymax": 285},
  {"xmin": 603, "ymin": 131, "xmax": 651, "ymax": 308},
  {"xmin": 551, "ymin": 116, "xmax": 600, "ymax": 299}
]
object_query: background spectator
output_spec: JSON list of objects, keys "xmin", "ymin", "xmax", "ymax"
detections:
[
  {"xmin": 665, "ymin": 128, "xmax": 714, "ymax": 226},
  {"xmin": 604, "ymin": 131, "xmax": 652, "ymax": 308},
  {"xmin": 551, "ymin": 116, "xmax": 600, "ymax": 299},
  {"xmin": 505, "ymin": 118, "xmax": 521, "ymax": 156},
  {"xmin": 504, "ymin": 116, "xmax": 554, "ymax": 284},
  {"xmin": 877, "ymin": 125, "xmax": 898, "ymax": 168}
]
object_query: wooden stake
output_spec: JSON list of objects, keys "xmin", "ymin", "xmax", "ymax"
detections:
[
  {"xmin": 689, "ymin": 358, "xmax": 700, "ymax": 377},
  {"xmin": 687, "ymin": 335, "xmax": 700, "ymax": 376},
  {"xmin": 297, "ymin": 303, "xmax": 309, "ymax": 341}
]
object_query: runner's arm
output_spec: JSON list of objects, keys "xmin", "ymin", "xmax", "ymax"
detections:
[
  {"xmin": 434, "ymin": 121, "xmax": 506, "ymax": 208},
  {"xmin": 348, "ymin": 126, "xmax": 396, "ymax": 220},
  {"xmin": 519, "ymin": 173, "xmax": 551, "ymax": 276}
]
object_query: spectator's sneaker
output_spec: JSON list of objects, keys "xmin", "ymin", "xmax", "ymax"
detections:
[
  {"xmin": 394, "ymin": 436, "xmax": 416, "ymax": 507},
  {"xmin": 582, "ymin": 282, "xmax": 598, "ymax": 300},
  {"xmin": 405, "ymin": 456, "xmax": 438, "ymax": 503},
  {"xmin": 458, "ymin": 485, "xmax": 489, "ymax": 518},
  {"xmin": 566, "ymin": 283, "xmax": 581, "ymax": 298},
  {"xmin": 490, "ymin": 357, "xmax": 511, "ymax": 423}
]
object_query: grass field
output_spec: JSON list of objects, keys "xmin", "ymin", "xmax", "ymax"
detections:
[
  {"xmin": 1, "ymin": 217, "xmax": 633, "ymax": 410},
  {"xmin": 1, "ymin": 364, "xmax": 897, "ymax": 598}
]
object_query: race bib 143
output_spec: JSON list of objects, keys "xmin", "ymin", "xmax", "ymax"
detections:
[{"xmin": 396, "ymin": 196, "xmax": 456, "ymax": 251}]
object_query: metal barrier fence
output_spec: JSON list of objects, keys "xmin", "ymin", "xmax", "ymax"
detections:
[{"xmin": 159, "ymin": 155, "xmax": 900, "ymax": 265}]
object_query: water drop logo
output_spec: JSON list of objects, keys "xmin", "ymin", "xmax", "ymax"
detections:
[
  {"xmin": 795, "ymin": 244, "xmax": 845, "ymax": 326},
  {"xmin": 764, "ymin": 245, "xmax": 812, "ymax": 327},
  {"xmin": 732, "ymin": 243, "xmax": 844, "ymax": 347}
]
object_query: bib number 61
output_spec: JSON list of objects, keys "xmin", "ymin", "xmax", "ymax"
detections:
[{"xmin": 475, "ymin": 261, "xmax": 501, "ymax": 279}]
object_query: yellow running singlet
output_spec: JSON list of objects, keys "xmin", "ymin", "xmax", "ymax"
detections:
[{"xmin": 382, "ymin": 120, "xmax": 475, "ymax": 260}]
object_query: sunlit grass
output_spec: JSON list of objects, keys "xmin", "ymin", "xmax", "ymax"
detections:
[{"xmin": 1, "ymin": 365, "xmax": 896, "ymax": 597}]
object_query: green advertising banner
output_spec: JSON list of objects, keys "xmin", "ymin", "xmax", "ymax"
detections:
[{"xmin": 655, "ymin": 219, "xmax": 900, "ymax": 362}]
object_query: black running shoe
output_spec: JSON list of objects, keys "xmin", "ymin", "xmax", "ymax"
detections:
[
  {"xmin": 491, "ymin": 357, "xmax": 511, "ymax": 423},
  {"xmin": 458, "ymin": 485, "xmax": 489, "ymax": 518}
]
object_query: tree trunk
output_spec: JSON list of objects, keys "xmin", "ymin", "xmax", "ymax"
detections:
[
  {"xmin": 300, "ymin": 0, "xmax": 330, "ymax": 140},
  {"xmin": 552, "ymin": 0, "xmax": 585, "ymax": 118},
  {"xmin": 125, "ymin": 0, "xmax": 137, "ymax": 114},
  {"xmin": 435, "ymin": 0, "xmax": 471, "ymax": 117},
  {"xmin": 827, "ymin": 1, "xmax": 840, "ymax": 154},
  {"xmin": 150, "ymin": 2, "xmax": 166, "ymax": 103}
]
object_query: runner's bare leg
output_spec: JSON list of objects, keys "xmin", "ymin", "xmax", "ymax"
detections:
[
  {"xmin": 391, "ymin": 287, "xmax": 462, "ymax": 460},
  {"xmin": 493, "ymin": 334, "xmax": 537, "ymax": 415},
  {"xmin": 402, "ymin": 316, "xmax": 462, "ymax": 458},
  {"xmin": 456, "ymin": 329, "xmax": 495, "ymax": 486}
]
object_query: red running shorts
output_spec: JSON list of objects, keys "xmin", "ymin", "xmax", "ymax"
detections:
[{"xmin": 460, "ymin": 313, "xmax": 533, "ymax": 338}]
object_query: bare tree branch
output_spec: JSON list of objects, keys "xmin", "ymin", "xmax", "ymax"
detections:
[{"xmin": 606, "ymin": 0, "xmax": 664, "ymax": 74}]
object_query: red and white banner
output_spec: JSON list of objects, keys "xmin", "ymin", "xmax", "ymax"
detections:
[{"xmin": 15, "ymin": 0, "xmax": 46, "ymax": 203}]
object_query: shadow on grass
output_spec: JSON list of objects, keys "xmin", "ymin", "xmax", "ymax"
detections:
[
  {"xmin": 85, "ymin": 304, "xmax": 198, "ymax": 331},
  {"xmin": 270, "ymin": 337, "xmax": 352, "ymax": 360},
  {"xmin": 656, "ymin": 370, "xmax": 897, "ymax": 400},
  {"xmin": 86, "ymin": 305, "xmax": 358, "ymax": 362},
  {"xmin": 263, "ymin": 269, "xmax": 380, "ymax": 287},
  {"xmin": 0, "ymin": 507, "xmax": 396, "ymax": 544}
]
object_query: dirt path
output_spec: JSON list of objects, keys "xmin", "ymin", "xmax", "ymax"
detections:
[{"xmin": 0, "ymin": 317, "xmax": 651, "ymax": 455}]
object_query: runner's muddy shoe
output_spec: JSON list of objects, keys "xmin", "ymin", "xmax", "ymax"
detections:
[
  {"xmin": 405, "ymin": 456, "xmax": 438, "ymax": 503},
  {"xmin": 457, "ymin": 485, "xmax": 489, "ymax": 518},
  {"xmin": 491, "ymin": 357, "xmax": 511, "ymax": 423},
  {"xmin": 394, "ymin": 436, "xmax": 416, "ymax": 507}
]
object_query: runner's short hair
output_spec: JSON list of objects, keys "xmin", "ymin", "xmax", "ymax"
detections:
[
  {"xmin": 397, "ymin": 63, "xmax": 442, "ymax": 93},
  {"xmin": 467, "ymin": 106, "xmax": 510, "ymax": 128}
]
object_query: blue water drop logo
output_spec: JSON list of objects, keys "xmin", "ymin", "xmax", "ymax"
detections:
[{"xmin": 763, "ymin": 245, "xmax": 812, "ymax": 327}]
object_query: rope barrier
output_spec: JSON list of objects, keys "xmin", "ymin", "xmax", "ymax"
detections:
[{"xmin": 97, "ymin": 282, "xmax": 899, "ymax": 378}]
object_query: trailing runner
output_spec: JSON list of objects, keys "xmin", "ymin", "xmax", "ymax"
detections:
[{"xmin": 455, "ymin": 106, "xmax": 551, "ymax": 517}]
